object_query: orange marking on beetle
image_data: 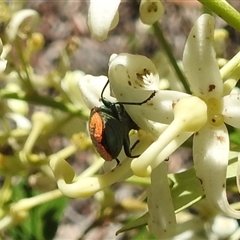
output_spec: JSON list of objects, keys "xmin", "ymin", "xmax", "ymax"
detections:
[
  {"xmin": 89, "ymin": 108, "xmax": 103, "ymax": 142},
  {"xmin": 89, "ymin": 108, "xmax": 113, "ymax": 161},
  {"xmin": 94, "ymin": 141, "xmax": 113, "ymax": 161}
]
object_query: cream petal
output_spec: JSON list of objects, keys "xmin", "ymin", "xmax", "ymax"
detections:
[
  {"xmin": 236, "ymin": 154, "xmax": 240, "ymax": 195},
  {"xmin": 6, "ymin": 9, "xmax": 40, "ymax": 42},
  {"xmin": 139, "ymin": 0, "xmax": 164, "ymax": 25},
  {"xmin": 109, "ymin": 53, "xmax": 160, "ymax": 91},
  {"xmin": 50, "ymin": 153, "xmax": 133, "ymax": 198},
  {"xmin": 122, "ymin": 90, "xmax": 190, "ymax": 126},
  {"xmin": 79, "ymin": 74, "xmax": 115, "ymax": 109},
  {"xmin": 183, "ymin": 14, "xmax": 222, "ymax": 99},
  {"xmin": 108, "ymin": 53, "xmax": 168, "ymax": 133},
  {"xmin": 193, "ymin": 123, "xmax": 240, "ymax": 218},
  {"xmin": 148, "ymin": 162, "xmax": 176, "ymax": 238},
  {"xmin": 131, "ymin": 131, "xmax": 192, "ymax": 177},
  {"xmin": 0, "ymin": 57, "xmax": 7, "ymax": 72},
  {"xmin": 88, "ymin": 0, "xmax": 120, "ymax": 41},
  {"xmin": 108, "ymin": 53, "xmax": 190, "ymax": 129},
  {"xmin": 131, "ymin": 96, "xmax": 207, "ymax": 177},
  {"xmin": 61, "ymin": 71, "xmax": 86, "ymax": 108},
  {"xmin": 223, "ymin": 93, "xmax": 240, "ymax": 128},
  {"xmin": 6, "ymin": 113, "xmax": 31, "ymax": 129},
  {"xmin": 0, "ymin": 38, "xmax": 7, "ymax": 72}
]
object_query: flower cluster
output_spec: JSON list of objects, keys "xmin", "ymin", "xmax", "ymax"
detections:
[
  {"xmin": 75, "ymin": 13, "xmax": 240, "ymax": 237},
  {"xmin": 1, "ymin": 1, "xmax": 240, "ymax": 239}
]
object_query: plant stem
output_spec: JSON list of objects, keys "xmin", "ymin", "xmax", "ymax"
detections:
[
  {"xmin": 198, "ymin": 0, "xmax": 240, "ymax": 32},
  {"xmin": 0, "ymin": 90, "xmax": 89, "ymax": 120},
  {"xmin": 16, "ymin": 38, "xmax": 34, "ymax": 93},
  {"xmin": 152, "ymin": 23, "xmax": 191, "ymax": 94}
]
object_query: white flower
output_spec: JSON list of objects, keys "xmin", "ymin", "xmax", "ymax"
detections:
[
  {"xmin": 183, "ymin": 14, "xmax": 240, "ymax": 218},
  {"xmin": 6, "ymin": 9, "xmax": 40, "ymax": 41},
  {"xmin": 106, "ymin": 53, "xmax": 205, "ymax": 238},
  {"xmin": 108, "ymin": 53, "xmax": 191, "ymax": 137},
  {"xmin": 0, "ymin": 38, "xmax": 7, "ymax": 72},
  {"xmin": 87, "ymin": 0, "xmax": 120, "ymax": 41},
  {"xmin": 109, "ymin": 14, "xmax": 240, "ymax": 218},
  {"xmin": 139, "ymin": 0, "xmax": 164, "ymax": 25},
  {"xmin": 61, "ymin": 70, "xmax": 87, "ymax": 109},
  {"xmin": 108, "ymin": 53, "xmax": 206, "ymax": 177},
  {"xmin": 87, "ymin": 0, "xmax": 165, "ymax": 41},
  {"xmin": 79, "ymin": 74, "xmax": 114, "ymax": 109}
]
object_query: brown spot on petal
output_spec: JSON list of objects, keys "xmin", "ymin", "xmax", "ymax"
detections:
[
  {"xmin": 222, "ymin": 183, "xmax": 225, "ymax": 189},
  {"xmin": 172, "ymin": 101, "xmax": 177, "ymax": 109},
  {"xmin": 217, "ymin": 135, "xmax": 225, "ymax": 143},
  {"xmin": 128, "ymin": 80, "xmax": 132, "ymax": 86},
  {"xmin": 147, "ymin": 101, "xmax": 154, "ymax": 106},
  {"xmin": 209, "ymin": 84, "xmax": 216, "ymax": 92}
]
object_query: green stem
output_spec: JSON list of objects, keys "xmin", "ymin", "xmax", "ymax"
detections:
[
  {"xmin": 220, "ymin": 50, "xmax": 240, "ymax": 80},
  {"xmin": 198, "ymin": 0, "xmax": 240, "ymax": 31},
  {"xmin": 152, "ymin": 23, "xmax": 191, "ymax": 94},
  {"xmin": 16, "ymin": 38, "xmax": 34, "ymax": 93},
  {"xmin": 0, "ymin": 90, "xmax": 89, "ymax": 120},
  {"xmin": 13, "ymin": 189, "xmax": 63, "ymax": 212}
]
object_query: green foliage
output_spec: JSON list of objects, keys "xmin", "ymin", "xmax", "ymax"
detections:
[{"xmin": 6, "ymin": 180, "xmax": 67, "ymax": 240}]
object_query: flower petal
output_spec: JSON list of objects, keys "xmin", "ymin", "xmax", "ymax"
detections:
[
  {"xmin": 108, "ymin": 53, "xmax": 191, "ymax": 132},
  {"xmin": 183, "ymin": 14, "xmax": 222, "ymax": 99},
  {"xmin": 223, "ymin": 93, "xmax": 240, "ymax": 128},
  {"xmin": 109, "ymin": 53, "xmax": 160, "ymax": 91},
  {"xmin": 139, "ymin": 0, "xmax": 164, "ymax": 25},
  {"xmin": 6, "ymin": 113, "xmax": 31, "ymax": 129},
  {"xmin": 6, "ymin": 9, "xmax": 40, "ymax": 41},
  {"xmin": 236, "ymin": 154, "xmax": 240, "ymax": 194},
  {"xmin": 50, "ymin": 152, "xmax": 133, "ymax": 198},
  {"xmin": 87, "ymin": 0, "xmax": 120, "ymax": 41},
  {"xmin": 125, "ymin": 90, "xmax": 190, "ymax": 124},
  {"xmin": 62, "ymin": 70, "xmax": 87, "ymax": 108},
  {"xmin": 131, "ymin": 96, "xmax": 207, "ymax": 177},
  {"xmin": 0, "ymin": 57, "xmax": 7, "ymax": 72},
  {"xmin": 79, "ymin": 74, "xmax": 114, "ymax": 109},
  {"xmin": 131, "ymin": 132, "xmax": 192, "ymax": 177},
  {"xmin": 193, "ymin": 123, "xmax": 240, "ymax": 218},
  {"xmin": 148, "ymin": 162, "xmax": 176, "ymax": 238}
]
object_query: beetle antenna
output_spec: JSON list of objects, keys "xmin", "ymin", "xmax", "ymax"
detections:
[
  {"xmin": 116, "ymin": 158, "xmax": 120, "ymax": 165},
  {"xmin": 101, "ymin": 80, "xmax": 112, "ymax": 108},
  {"xmin": 101, "ymin": 80, "xmax": 109, "ymax": 100},
  {"xmin": 116, "ymin": 91, "xmax": 156, "ymax": 106}
]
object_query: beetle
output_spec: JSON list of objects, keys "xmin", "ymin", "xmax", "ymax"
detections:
[{"xmin": 88, "ymin": 80, "xmax": 155, "ymax": 165}]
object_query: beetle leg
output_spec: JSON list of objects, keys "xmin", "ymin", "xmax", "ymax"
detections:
[
  {"xmin": 115, "ymin": 158, "xmax": 120, "ymax": 165},
  {"xmin": 130, "ymin": 139, "xmax": 140, "ymax": 151},
  {"xmin": 123, "ymin": 135, "xmax": 140, "ymax": 158}
]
